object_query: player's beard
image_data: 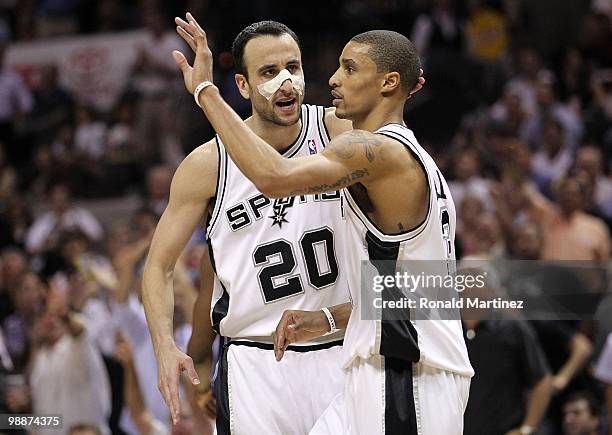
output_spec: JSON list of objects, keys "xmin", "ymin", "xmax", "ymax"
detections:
[{"xmin": 251, "ymin": 96, "xmax": 302, "ymax": 127}]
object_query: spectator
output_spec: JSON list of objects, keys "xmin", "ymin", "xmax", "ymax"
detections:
[
  {"xmin": 73, "ymin": 105, "xmax": 107, "ymax": 162},
  {"xmin": 594, "ymin": 333, "xmax": 612, "ymax": 435},
  {"xmin": 457, "ymin": 195, "xmax": 485, "ymax": 258},
  {"xmin": 0, "ymin": 198, "xmax": 32, "ymax": 250},
  {"xmin": 114, "ymin": 331, "xmax": 205, "ymax": 435},
  {"xmin": 30, "ymin": 285, "xmax": 111, "ymax": 434},
  {"xmin": 464, "ymin": 0, "xmax": 509, "ymax": 103},
  {"xmin": 0, "ymin": 42, "xmax": 33, "ymax": 167},
  {"xmin": 501, "ymin": 46, "xmax": 546, "ymax": 117},
  {"xmin": 462, "ymin": 269, "xmax": 553, "ymax": 435},
  {"xmin": 144, "ymin": 165, "xmax": 172, "ymax": 217},
  {"xmin": 131, "ymin": 9, "xmax": 185, "ymax": 164},
  {"xmin": 109, "ymin": 220, "xmax": 193, "ymax": 433},
  {"xmin": 27, "ymin": 64, "xmax": 73, "ymax": 145},
  {"xmin": 2, "ymin": 270, "xmax": 44, "ymax": 371},
  {"xmin": 532, "ymin": 176, "xmax": 611, "ymax": 260},
  {"xmin": 25, "ymin": 183, "xmax": 103, "ymax": 255},
  {"xmin": 0, "ymin": 247, "xmax": 26, "ymax": 321},
  {"xmin": 0, "ymin": 144, "xmax": 16, "ymax": 205},
  {"xmin": 448, "ymin": 148, "xmax": 492, "ymax": 212},
  {"xmin": 575, "ymin": 145, "xmax": 612, "ymax": 218},
  {"xmin": 561, "ymin": 391, "xmax": 601, "ymax": 435},
  {"xmin": 531, "ymin": 117, "xmax": 574, "ymax": 197},
  {"xmin": 524, "ymin": 72, "xmax": 584, "ymax": 151}
]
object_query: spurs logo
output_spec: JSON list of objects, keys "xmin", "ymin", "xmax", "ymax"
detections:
[{"xmin": 270, "ymin": 197, "xmax": 296, "ymax": 228}]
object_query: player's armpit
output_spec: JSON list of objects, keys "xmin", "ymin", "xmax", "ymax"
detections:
[{"xmin": 260, "ymin": 130, "xmax": 397, "ymax": 198}]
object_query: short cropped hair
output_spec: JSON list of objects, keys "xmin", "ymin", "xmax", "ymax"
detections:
[
  {"xmin": 232, "ymin": 21, "xmax": 300, "ymax": 77},
  {"xmin": 350, "ymin": 30, "xmax": 421, "ymax": 94},
  {"xmin": 564, "ymin": 391, "xmax": 601, "ymax": 417}
]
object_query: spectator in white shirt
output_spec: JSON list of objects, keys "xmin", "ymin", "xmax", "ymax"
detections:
[
  {"xmin": 25, "ymin": 183, "xmax": 103, "ymax": 255},
  {"xmin": 74, "ymin": 105, "xmax": 108, "ymax": 162},
  {"xmin": 531, "ymin": 117, "xmax": 574, "ymax": 197},
  {"xmin": 30, "ymin": 286, "xmax": 111, "ymax": 435}
]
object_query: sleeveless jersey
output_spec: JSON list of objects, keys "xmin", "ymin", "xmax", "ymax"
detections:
[
  {"xmin": 207, "ymin": 104, "xmax": 350, "ymax": 343},
  {"xmin": 341, "ymin": 123, "xmax": 474, "ymax": 377}
]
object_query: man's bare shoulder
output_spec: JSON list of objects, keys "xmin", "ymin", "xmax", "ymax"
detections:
[
  {"xmin": 327, "ymin": 130, "xmax": 410, "ymax": 166},
  {"xmin": 172, "ymin": 139, "xmax": 218, "ymax": 201},
  {"xmin": 323, "ymin": 107, "xmax": 353, "ymax": 138}
]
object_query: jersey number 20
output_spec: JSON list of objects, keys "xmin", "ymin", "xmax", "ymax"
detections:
[{"xmin": 253, "ymin": 227, "xmax": 339, "ymax": 303}]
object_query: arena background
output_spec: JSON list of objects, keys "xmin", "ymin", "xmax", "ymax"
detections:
[{"xmin": 0, "ymin": 0, "xmax": 610, "ymax": 434}]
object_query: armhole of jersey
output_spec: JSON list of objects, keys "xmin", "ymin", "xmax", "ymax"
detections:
[
  {"xmin": 343, "ymin": 130, "xmax": 433, "ymax": 243},
  {"xmin": 206, "ymin": 135, "xmax": 229, "ymax": 239},
  {"xmin": 317, "ymin": 106, "xmax": 332, "ymax": 148}
]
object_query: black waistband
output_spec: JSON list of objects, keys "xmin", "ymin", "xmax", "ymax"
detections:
[{"xmin": 227, "ymin": 339, "xmax": 343, "ymax": 352}]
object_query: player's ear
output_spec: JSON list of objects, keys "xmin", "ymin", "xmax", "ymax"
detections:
[
  {"xmin": 235, "ymin": 74, "xmax": 251, "ymax": 100},
  {"xmin": 381, "ymin": 72, "xmax": 401, "ymax": 95}
]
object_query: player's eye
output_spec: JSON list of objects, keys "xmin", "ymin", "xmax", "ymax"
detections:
[
  {"xmin": 287, "ymin": 64, "xmax": 299, "ymax": 73},
  {"xmin": 263, "ymin": 70, "xmax": 276, "ymax": 77},
  {"xmin": 346, "ymin": 66, "xmax": 355, "ymax": 74}
]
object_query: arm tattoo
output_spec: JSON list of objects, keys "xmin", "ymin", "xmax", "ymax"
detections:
[
  {"xmin": 398, "ymin": 222, "xmax": 405, "ymax": 231},
  {"xmin": 289, "ymin": 168, "xmax": 370, "ymax": 196},
  {"xmin": 329, "ymin": 131, "xmax": 383, "ymax": 162}
]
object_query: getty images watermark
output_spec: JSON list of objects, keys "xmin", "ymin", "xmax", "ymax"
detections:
[{"xmin": 360, "ymin": 260, "xmax": 610, "ymax": 321}]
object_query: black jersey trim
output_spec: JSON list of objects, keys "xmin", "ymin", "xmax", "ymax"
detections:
[
  {"xmin": 283, "ymin": 104, "xmax": 308, "ymax": 158},
  {"xmin": 344, "ymin": 189, "xmax": 428, "ymax": 243},
  {"xmin": 316, "ymin": 106, "xmax": 331, "ymax": 148},
  {"xmin": 215, "ymin": 345, "xmax": 231, "ymax": 435},
  {"xmin": 228, "ymin": 339, "xmax": 343, "ymax": 352},
  {"xmin": 320, "ymin": 107, "xmax": 333, "ymax": 147},
  {"xmin": 207, "ymin": 136, "xmax": 229, "ymax": 237},
  {"xmin": 384, "ymin": 357, "xmax": 419, "ymax": 435},
  {"xmin": 209, "ymin": 239, "xmax": 230, "ymax": 335},
  {"xmin": 342, "ymin": 126, "xmax": 433, "ymax": 243}
]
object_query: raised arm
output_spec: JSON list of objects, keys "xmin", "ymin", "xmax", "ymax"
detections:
[
  {"xmin": 172, "ymin": 14, "xmax": 406, "ymax": 198},
  {"xmin": 142, "ymin": 141, "xmax": 217, "ymax": 424}
]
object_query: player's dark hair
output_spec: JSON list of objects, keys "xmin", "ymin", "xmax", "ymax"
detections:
[
  {"xmin": 232, "ymin": 21, "xmax": 300, "ymax": 77},
  {"xmin": 350, "ymin": 30, "xmax": 421, "ymax": 94},
  {"xmin": 564, "ymin": 391, "xmax": 601, "ymax": 417}
]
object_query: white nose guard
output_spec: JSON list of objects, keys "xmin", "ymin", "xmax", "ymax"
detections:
[{"xmin": 257, "ymin": 68, "xmax": 305, "ymax": 100}]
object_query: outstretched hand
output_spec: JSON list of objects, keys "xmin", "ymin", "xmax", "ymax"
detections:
[
  {"xmin": 156, "ymin": 342, "xmax": 201, "ymax": 424},
  {"xmin": 272, "ymin": 309, "xmax": 330, "ymax": 361},
  {"xmin": 173, "ymin": 12, "xmax": 214, "ymax": 95}
]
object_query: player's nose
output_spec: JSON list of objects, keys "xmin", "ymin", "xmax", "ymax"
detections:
[
  {"xmin": 329, "ymin": 68, "xmax": 341, "ymax": 88},
  {"xmin": 279, "ymin": 78, "xmax": 293, "ymax": 94}
]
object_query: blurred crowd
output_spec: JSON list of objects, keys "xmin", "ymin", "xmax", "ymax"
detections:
[{"xmin": 0, "ymin": 0, "xmax": 611, "ymax": 434}]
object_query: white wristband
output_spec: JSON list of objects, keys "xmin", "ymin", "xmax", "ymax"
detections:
[
  {"xmin": 194, "ymin": 81, "xmax": 214, "ymax": 107},
  {"xmin": 321, "ymin": 307, "xmax": 339, "ymax": 336}
]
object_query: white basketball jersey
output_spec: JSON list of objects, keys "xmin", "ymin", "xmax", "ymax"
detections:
[
  {"xmin": 341, "ymin": 124, "xmax": 474, "ymax": 377},
  {"xmin": 207, "ymin": 104, "xmax": 350, "ymax": 342}
]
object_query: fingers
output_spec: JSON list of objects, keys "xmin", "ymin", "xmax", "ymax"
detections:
[
  {"xmin": 172, "ymin": 50, "xmax": 190, "ymax": 72},
  {"xmin": 182, "ymin": 355, "xmax": 201, "ymax": 386},
  {"xmin": 274, "ymin": 311, "xmax": 293, "ymax": 361},
  {"xmin": 185, "ymin": 12, "xmax": 209, "ymax": 49},
  {"xmin": 186, "ymin": 12, "xmax": 208, "ymax": 45},
  {"xmin": 159, "ymin": 372, "xmax": 181, "ymax": 424},
  {"xmin": 176, "ymin": 25, "xmax": 196, "ymax": 52}
]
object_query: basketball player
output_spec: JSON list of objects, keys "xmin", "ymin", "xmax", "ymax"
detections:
[
  {"xmin": 173, "ymin": 14, "xmax": 473, "ymax": 435},
  {"xmin": 144, "ymin": 19, "xmax": 422, "ymax": 435}
]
